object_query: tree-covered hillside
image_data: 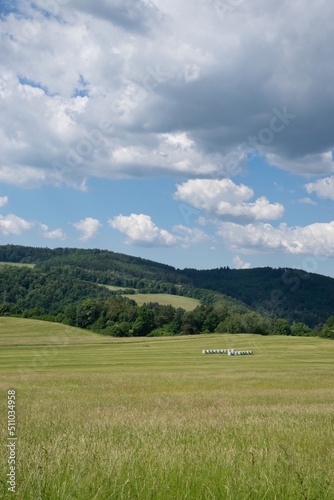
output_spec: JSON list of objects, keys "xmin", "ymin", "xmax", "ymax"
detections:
[
  {"xmin": 0, "ymin": 259, "xmax": 271, "ymax": 337},
  {"xmin": 182, "ymin": 267, "xmax": 334, "ymax": 327},
  {"xmin": 0, "ymin": 244, "xmax": 333, "ymax": 329},
  {"xmin": 0, "ymin": 244, "xmax": 190, "ymax": 294}
]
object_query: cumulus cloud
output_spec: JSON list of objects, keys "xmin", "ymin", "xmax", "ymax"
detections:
[
  {"xmin": 0, "ymin": 166, "xmax": 55, "ymax": 188},
  {"xmin": 1, "ymin": 1, "xmax": 334, "ymax": 186},
  {"xmin": 233, "ymin": 255, "xmax": 251, "ymax": 270},
  {"xmin": 73, "ymin": 217, "xmax": 102, "ymax": 240},
  {"xmin": 109, "ymin": 213, "xmax": 213, "ymax": 248},
  {"xmin": 0, "ymin": 214, "xmax": 33, "ymax": 236},
  {"xmin": 175, "ymin": 179, "xmax": 284, "ymax": 221},
  {"xmin": 217, "ymin": 221, "xmax": 334, "ymax": 257},
  {"xmin": 109, "ymin": 213, "xmax": 177, "ymax": 247},
  {"xmin": 0, "ymin": 196, "xmax": 8, "ymax": 207},
  {"xmin": 305, "ymin": 176, "xmax": 334, "ymax": 201},
  {"xmin": 40, "ymin": 224, "xmax": 66, "ymax": 240},
  {"xmin": 172, "ymin": 225, "xmax": 211, "ymax": 248}
]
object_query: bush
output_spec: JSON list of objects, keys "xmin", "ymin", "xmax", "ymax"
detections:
[
  {"xmin": 271, "ymin": 318, "xmax": 291, "ymax": 336},
  {"xmin": 147, "ymin": 326, "xmax": 173, "ymax": 337},
  {"xmin": 290, "ymin": 322, "xmax": 312, "ymax": 336}
]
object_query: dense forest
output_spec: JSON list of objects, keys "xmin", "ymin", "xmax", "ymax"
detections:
[
  {"xmin": 0, "ymin": 244, "xmax": 333, "ymax": 338},
  {"xmin": 182, "ymin": 266, "xmax": 334, "ymax": 327}
]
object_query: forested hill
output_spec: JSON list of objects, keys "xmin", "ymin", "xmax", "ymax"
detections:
[
  {"xmin": 0, "ymin": 244, "xmax": 333, "ymax": 327},
  {"xmin": 0, "ymin": 244, "xmax": 189, "ymax": 290},
  {"xmin": 182, "ymin": 267, "xmax": 334, "ymax": 327}
]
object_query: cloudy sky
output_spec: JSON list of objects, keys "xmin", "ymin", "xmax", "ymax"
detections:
[{"xmin": 1, "ymin": 0, "xmax": 334, "ymax": 276}]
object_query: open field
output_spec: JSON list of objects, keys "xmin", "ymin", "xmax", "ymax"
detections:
[
  {"xmin": 98, "ymin": 284, "xmax": 130, "ymax": 291},
  {"xmin": 98, "ymin": 284, "xmax": 200, "ymax": 311},
  {"xmin": 123, "ymin": 293, "xmax": 200, "ymax": 311},
  {"xmin": 0, "ymin": 318, "xmax": 334, "ymax": 499},
  {"xmin": 0, "ymin": 262, "xmax": 35, "ymax": 269},
  {"xmin": 99, "ymin": 284, "xmax": 200, "ymax": 311}
]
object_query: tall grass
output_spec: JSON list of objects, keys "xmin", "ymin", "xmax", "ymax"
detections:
[{"xmin": 0, "ymin": 318, "xmax": 333, "ymax": 499}]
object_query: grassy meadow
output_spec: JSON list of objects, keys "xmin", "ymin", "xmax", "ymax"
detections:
[
  {"xmin": 0, "ymin": 262, "xmax": 35, "ymax": 269},
  {"xmin": 99, "ymin": 284, "xmax": 200, "ymax": 311},
  {"xmin": 123, "ymin": 293, "xmax": 200, "ymax": 311},
  {"xmin": 0, "ymin": 317, "xmax": 333, "ymax": 499}
]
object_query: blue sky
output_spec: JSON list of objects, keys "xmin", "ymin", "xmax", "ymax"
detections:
[{"xmin": 1, "ymin": 0, "xmax": 334, "ymax": 277}]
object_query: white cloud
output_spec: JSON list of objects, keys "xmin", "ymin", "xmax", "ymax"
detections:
[
  {"xmin": 233, "ymin": 255, "xmax": 251, "ymax": 270},
  {"xmin": 298, "ymin": 197, "xmax": 317, "ymax": 206},
  {"xmin": 109, "ymin": 213, "xmax": 177, "ymax": 247},
  {"xmin": 109, "ymin": 214, "xmax": 212, "ymax": 248},
  {"xmin": 0, "ymin": 214, "xmax": 33, "ymax": 236},
  {"xmin": 172, "ymin": 225, "xmax": 211, "ymax": 248},
  {"xmin": 175, "ymin": 179, "xmax": 284, "ymax": 221},
  {"xmin": 73, "ymin": 217, "xmax": 102, "ymax": 241},
  {"xmin": 161, "ymin": 132, "xmax": 194, "ymax": 150},
  {"xmin": 0, "ymin": 196, "xmax": 8, "ymax": 207},
  {"xmin": 305, "ymin": 176, "xmax": 334, "ymax": 201},
  {"xmin": 40, "ymin": 224, "xmax": 66, "ymax": 240},
  {"xmin": 217, "ymin": 221, "xmax": 334, "ymax": 257},
  {"xmin": 176, "ymin": 178, "xmax": 252, "ymax": 208},
  {"xmin": 1, "ymin": 1, "xmax": 334, "ymax": 186},
  {"xmin": 0, "ymin": 166, "xmax": 53, "ymax": 188}
]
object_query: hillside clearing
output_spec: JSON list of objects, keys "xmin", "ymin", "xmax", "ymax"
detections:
[
  {"xmin": 98, "ymin": 284, "xmax": 200, "ymax": 311},
  {"xmin": 98, "ymin": 284, "xmax": 130, "ymax": 291},
  {"xmin": 0, "ymin": 261, "xmax": 35, "ymax": 268},
  {"xmin": 124, "ymin": 292, "xmax": 200, "ymax": 311}
]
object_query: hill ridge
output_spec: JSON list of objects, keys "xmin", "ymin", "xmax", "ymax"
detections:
[{"xmin": 0, "ymin": 244, "xmax": 333, "ymax": 327}]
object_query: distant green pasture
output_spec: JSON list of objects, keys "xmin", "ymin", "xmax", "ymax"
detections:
[
  {"xmin": 98, "ymin": 283, "xmax": 200, "ymax": 310},
  {"xmin": 98, "ymin": 284, "xmax": 129, "ymax": 291},
  {"xmin": 124, "ymin": 293, "xmax": 200, "ymax": 311},
  {"xmin": 0, "ymin": 261, "xmax": 35, "ymax": 268}
]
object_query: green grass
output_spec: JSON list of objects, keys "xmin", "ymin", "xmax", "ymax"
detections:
[
  {"xmin": 97, "ymin": 283, "xmax": 200, "ymax": 310},
  {"xmin": 0, "ymin": 318, "xmax": 333, "ymax": 499},
  {"xmin": 124, "ymin": 293, "xmax": 200, "ymax": 311},
  {"xmin": 98, "ymin": 284, "xmax": 130, "ymax": 291},
  {"xmin": 0, "ymin": 262, "xmax": 35, "ymax": 268}
]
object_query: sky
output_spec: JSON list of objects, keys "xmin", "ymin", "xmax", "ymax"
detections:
[{"xmin": 1, "ymin": 0, "xmax": 334, "ymax": 277}]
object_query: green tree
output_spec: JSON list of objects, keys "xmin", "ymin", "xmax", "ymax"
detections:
[
  {"xmin": 108, "ymin": 322, "xmax": 131, "ymax": 337},
  {"xmin": 272, "ymin": 318, "xmax": 291, "ymax": 336},
  {"xmin": 203, "ymin": 310, "xmax": 220, "ymax": 332},
  {"xmin": 169, "ymin": 308, "xmax": 184, "ymax": 334},
  {"xmin": 216, "ymin": 314, "xmax": 246, "ymax": 333},
  {"xmin": 75, "ymin": 300, "xmax": 102, "ymax": 329},
  {"xmin": 290, "ymin": 322, "xmax": 312, "ymax": 336},
  {"xmin": 132, "ymin": 306, "xmax": 154, "ymax": 336},
  {"xmin": 320, "ymin": 316, "xmax": 334, "ymax": 338}
]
